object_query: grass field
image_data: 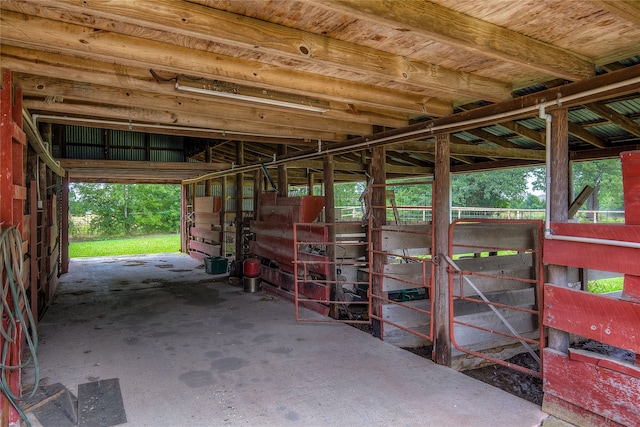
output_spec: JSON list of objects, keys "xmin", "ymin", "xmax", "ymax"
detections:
[
  {"xmin": 69, "ymin": 234, "xmax": 181, "ymax": 258},
  {"xmin": 588, "ymin": 277, "xmax": 624, "ymax": 294}
]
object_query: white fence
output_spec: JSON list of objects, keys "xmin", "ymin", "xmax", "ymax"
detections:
[{"xmin": 336, "ymin": 206, "xmax": 624, "ymax": 224}]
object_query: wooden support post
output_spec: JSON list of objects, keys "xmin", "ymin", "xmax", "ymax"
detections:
[
  {"xmin": 61, "ymin": 173, "xmax": 69, "ymax": 274},
  {"xmin": 29, "ymin": 181, "xmax": 38, "ymax": 325},
  {"xmin": 307, "ymin": 170, "xmax": 314, "ymax": 196},
  {"xmin": 548, "ymin": 107, "xmax": 570, "ymax": 353},
  {"xmin": 180, "ymin": 183, "xmax": 188, "ymax": 254},
  {"xmin": 235, "ymin": 141, "xmax": 244, "ymax": 261},
  {"xmin": 370, "ymin": 146, "xmax": 386, "ymax": 338},
  {"xmin": 278, "ymin": 145, "xmax": 288, "ymax": 198},
  {"xmin": 434, "ymin": 133, "xmax": 451, "ymax": 366},
  {"xmin": 324, "ymin": 155, "xmax": 338, "ymax": 317},
  {"xmin": 253, "ymin": 169, "xmax": 262, "ymax": 221},
  {"xmin": 221, "ymin": 175, "xmax": 228, "ymax": 249}
]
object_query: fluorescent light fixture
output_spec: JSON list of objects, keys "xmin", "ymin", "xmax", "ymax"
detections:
[{"xmin": 175, "ymin": 81, "xmax": 327, "ymax": 113}]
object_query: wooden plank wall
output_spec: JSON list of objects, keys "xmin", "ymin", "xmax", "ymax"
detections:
[
  {"xmin": 250, "ymin": 193, "xmax": 325, "ymax": 273},
  {"xmin": 251, "ymin": 193, "xmax": 334, "ymax": 315},
  {"xmin": 376, "ymin": 223, "xmax": 433, "ymax": 348},
  {"xmin": 449, "ymin": 221, "xmax": 542, "ymax": 367},
  {"xmin": 188, "ymin": 196, "xmax": 222, "ymax": 260}
]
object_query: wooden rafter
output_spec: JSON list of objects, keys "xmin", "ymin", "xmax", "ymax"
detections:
[
  {"xmin": 308, "ymin": 0, "xmax": 594, "ymax": 81},
  {"xmin": 15, "ymin": 74, "xmax": 374, "ymax": 137},
  {"xmin": 585, "ymin": 102, "xmax": 640, "ymax": 138},
  {"xmin": 0, "ymin": 9, "xmax": 453, "ymax": 116},
  {"xmin": 17, "ymin": 0, "xmax": 512, "ymax": 103}
]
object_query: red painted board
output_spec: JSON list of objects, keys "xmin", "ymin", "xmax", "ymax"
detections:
[
  {"xmin": 260, "ymin": 266, "xmax": 331, "ymax": 301},
  {"xmin": 275, "ymin": 195, "xmax": 322, "ymax": 207},
  {"xmin": 250, "ymin": 237, "xmax": 329, "ymax": 275},
  {"xmin": 258, "ymin": 205, "xmax": 300, "ymax": 224},
  {"xmin": 261, "ymin": 282, "xmax": 330, "ymax": 316},
  {"xmin": 544, "ymin": 284, "xmax": 640, "ymax": 353},
  {"xmin": 258, "ymin": 191, "xmax": 278, "ymax": 208},
  {"xmin": 623, "ymin": 275, "xmax": 640, "ymax": 303},
  {"xmin": 621, "ymin": 151, "xmax": 640, "ymax": 225},
  {"xmin": 547, "ymin": 222, "xmax": 640, "ymax": 242},
  {"xmin": 544, "ymin": 222, "xmax": 640, "ymax": 275},
  {"xmin": 543, "ymin": 348, "xmax": 640, "ymax": 427},
  {"xmin": 568, "ymin": 348, "xmax": 640, "ymax": 379},
  {"xmin": 544, "ymin": 239, "xmax": 640, "ymax": 275},
  {"xmin": 296, "ymin": 196, "xmax": 325, "ymax": 223},
  {"xmin": 250, "ymin": 220, "xmax": 327, "ymax": 242}
]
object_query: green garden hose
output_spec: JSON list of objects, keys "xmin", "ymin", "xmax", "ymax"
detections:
[{"xmin": 1, "ymin": 226, "xmax": 39, "ymax": 427}]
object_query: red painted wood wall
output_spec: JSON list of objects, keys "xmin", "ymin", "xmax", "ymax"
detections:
[
  {"xmin": 543, "ymin": 151, "xmax": 640, "ymax": 427},
  {"xmin": 0, "ymin": 69, "xmax": 27, "ymax": 427}
]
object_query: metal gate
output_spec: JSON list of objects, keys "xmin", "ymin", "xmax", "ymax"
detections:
[
  {"xmin": 293, "ymin": 221, "xmax": 371, "ymax": 324},
  {"xmin": 447, "ymin": 218, "xmax": 544, "ymax": 376},
  {"xmin": 367, "ymin": 180, "xmax": 435, "ymax": 348}
]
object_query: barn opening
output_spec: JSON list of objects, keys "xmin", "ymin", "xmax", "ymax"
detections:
[{"xmin": 2, "ymin": 2, "xmax": 640, "ymax": 426}]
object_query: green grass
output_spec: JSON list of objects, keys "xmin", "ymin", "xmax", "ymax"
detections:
[
  {"xmin": 588, "ymin": 277, "xmax": 624, "ymax": 294},
  {"xmin": 69, "ymin": 234, "xmax": 181, "ymax": 258}
]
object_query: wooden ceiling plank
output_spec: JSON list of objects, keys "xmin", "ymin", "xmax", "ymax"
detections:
[
  {"xmin": 593, "ymin": 1, "xmax": 640, "ymax": 27},
  {"xmin": 310, "ymin": 0, "xmax": 594, "ymax": 81},
  {"xmin": 17, "ymin": 0, "xmax": 512, "ymax": 102},
  {"xmin": 0, "ymin": 8, "xmax": 453, "ymax": 115}
]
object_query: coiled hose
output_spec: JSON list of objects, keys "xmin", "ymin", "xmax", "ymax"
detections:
[{"xmin": 1, "ymin": 226, "xmax": 39, "ymax": 426}]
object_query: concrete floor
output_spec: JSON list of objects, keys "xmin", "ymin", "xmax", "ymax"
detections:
[{"xmin": 25, "ymin": 253, "xmax": 550, "ymax": 427}]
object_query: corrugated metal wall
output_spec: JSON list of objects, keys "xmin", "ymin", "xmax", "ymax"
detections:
[{"xmin": 61, "ymin": 126, "xmax": 185, "ymax": 162}]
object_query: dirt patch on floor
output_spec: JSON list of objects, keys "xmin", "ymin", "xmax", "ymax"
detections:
[{"xmin": 462, "ymin": 352, "xmax": 543, "ymax": 405}]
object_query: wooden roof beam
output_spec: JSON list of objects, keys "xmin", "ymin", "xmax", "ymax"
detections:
[
  {"xmin": 497, "ymin": 121, "xmax": 546, "ymax": 147},
  {"xmin": 310, "ymin": 0, "xmax": 594, "ymax": 81},
  {"xmin": 14, "ymin": 0, "xmax": 511, "ymax": 103},
  {"xmin": 23, "ymin": 99, "xmax": 344, "ymax": 142},
  {"xmin": 14, "ymin": 74, "xmax": 373, "ymax": 137},
  {"xmin": 0, "ymin": 9, "xmax": 453, "ymax": 116},
  {"xmin": 391, "ymin": 141, "xmax": 545, "ymax": 161},
  {"xmin": 568, "ymin": 123, "xmax": 608, "ymax": 149},
  {"xmin": 1, "ymin": 47, "xmax": 412, "ymax": 128},
  {"xmin": 464, "ymin": 128, "xmax": 522, "ymax": 149},
  {"xmin": 585, "ymin": 102, "xmax": 640, "ymax": 138}
]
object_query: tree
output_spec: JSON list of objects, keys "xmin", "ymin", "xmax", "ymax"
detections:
[
  {"xmin": 70, "ymin": 183, "xmax": 181, "ymax": 237},
  {"xmin": 452, "ymin": 168, "xmax": 534, "ymax": 208},
  {"xmin": 530, "ymin": 159, "xmax": 623, "ymax": 211},
  {"xmin": 572, "ymin": 159, "xmax": 623, "ymax": 211}
]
